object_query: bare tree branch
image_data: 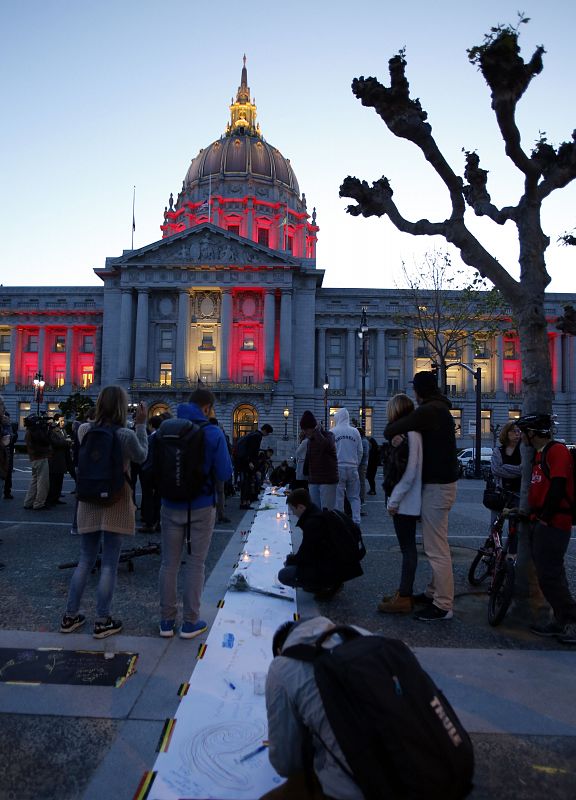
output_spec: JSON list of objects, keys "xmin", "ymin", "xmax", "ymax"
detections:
[
  {"xmin": 537, "ymin": 131, "xmax": 576, "ymax": 200},
  {"xmin": 462, "ymin": 151, "xmax": 518, "ymax": 223}
]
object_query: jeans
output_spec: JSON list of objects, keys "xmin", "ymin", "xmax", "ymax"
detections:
[
  {"xmin": 530, "ymin": 521, "xmax": 576, "ymax": 625},
  {"xmin": 24, "ymin": 458, "xmax": 49, "ymax": 509},
  {"xmin": 159, "ymin": 504, "xmax": 216, "ymax": 623},
  {"xmin": 393, "ymin": 514, "xmax": 418, "ymax": 596},
  {"xmin": 335, "ymin": 465, "xmax": 361, "ymax": 523},
  {"xmin": 308, "ymin": 483, "xmax": 337, "ymax": 511},
  {"xmin": 65, "ymin": 531, "xmax": 124, "ymax": 620},
  {"xmin": 420, "ymin": 482, "xmax": 457, "ymax": 611}
]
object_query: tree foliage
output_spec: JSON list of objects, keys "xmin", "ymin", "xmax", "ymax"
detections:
[
  {"xmin": 340, "ymin": 20, "xmax": 576, "ymax": 415},
  {"xmin": 58, "ymin": 392, "xmax": 95, "ymax": 420}
]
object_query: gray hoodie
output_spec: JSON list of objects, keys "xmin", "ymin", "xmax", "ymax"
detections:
[
  {"xmin": 265, "ymin": 616, "xmax": 366, "ymax": 799},
  {"xmin": 332, "ymin": 408, "xmax": 363, "ymax": 469}
]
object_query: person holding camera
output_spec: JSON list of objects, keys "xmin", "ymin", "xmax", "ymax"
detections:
[{"xmin": 23, "ymin": 415, "xmax": 52, "ymax": 510}]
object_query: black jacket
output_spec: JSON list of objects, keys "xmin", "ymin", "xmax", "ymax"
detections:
[{"xmin": 384, "ymin": 392, "xmax": 459, "ymax": 484}]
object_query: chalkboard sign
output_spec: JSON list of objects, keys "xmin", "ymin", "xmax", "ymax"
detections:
[{"xmin": 0, "ymin": 648, "xmax": 138, "ymax": 687}]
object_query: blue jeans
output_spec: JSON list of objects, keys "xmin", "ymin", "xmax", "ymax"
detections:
[
  {"xmin": 65, "ymin": 531, "xmax": 124, "ymax": 620},
  {"xmin": 393, "ymin": 514, "xmax": 418, "ymax": 596},
  {"xmin": 159, "ymin": 504, "xmax": 216, "ymax": 623},
  {"xmin": 308, "ymin": 483, "xmax": 337, "ymax": 511}
]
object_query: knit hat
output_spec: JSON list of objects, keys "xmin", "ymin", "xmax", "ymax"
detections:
[
  {"xmin": 300, "ymin": 410, "xmax": 317, "ymax": 430},
  {"xmin": 411, "ymin": 371, "xmax": 438, "ymax": 398}
]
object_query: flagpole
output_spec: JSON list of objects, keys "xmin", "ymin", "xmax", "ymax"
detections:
[{"xmin": 131, "ymin": 186, "xmax": 136, "ymax": 249}]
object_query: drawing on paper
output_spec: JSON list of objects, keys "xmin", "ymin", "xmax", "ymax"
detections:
[{"xmin": 180, "ymin": 720, "xmax": 267, "ymax": 790}]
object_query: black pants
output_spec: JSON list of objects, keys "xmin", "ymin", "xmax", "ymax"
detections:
[
  {"xmin": 47, "ymin": 471, "xmax": 65, "ymax": 505},
  {"xmin": 278, "ymin": 565, "xmax": 330, "ymax": 593},
  {"xmin": 140, "ymin": 470, "xmax": 161, "ymax": 527},
  {"xmin": 366, "ymin": 470, "xmax": 377, "ymax": 494},
  {"xmin": 530, "ymin": 521, "xmax": 576, "ymax": 624},
  {"xmin": 393, "ymin": 513, "xmax": 418, "ymax": 596}
]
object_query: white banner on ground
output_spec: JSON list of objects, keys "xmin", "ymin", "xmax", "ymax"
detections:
[{"xmin": 149, "ymin": 488, "xmax": 296, "ymax": 800}]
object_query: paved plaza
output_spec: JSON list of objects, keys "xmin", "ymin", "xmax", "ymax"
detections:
[{"xmin": 0, "ymin": 456, "xmax": 575, "ymax": 799}]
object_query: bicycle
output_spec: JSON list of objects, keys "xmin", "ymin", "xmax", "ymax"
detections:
[{"xmin": 467, "ymin": 491, "xmax": 520, "ymax": 626}]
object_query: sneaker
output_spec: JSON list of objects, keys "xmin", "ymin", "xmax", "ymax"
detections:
[
  {"xmin": 557, "ymin": 623, "xmax": 576, "ymax": 645},
  {"xmin": 378, "ymin": 592, "xmax": 414, "ymax": 614},
  {"xmin": 60, "ymin": 614, "xmax": 86, "ymax": 633},
  {"xmin": 530, "ymin": 621, "xmax": 567, "ymax": 638},
  {"xmin": 180, "ymin": 620, "xmax": 208, "ymax": 639},
  {"xmin": 93, "ymin": 617, "xmax": 123, "ymax": 639},
  {"xmin": 159, "ymin": 619, "xmax": 176, "ymax": 638},
  {"xmin": 413, "ymin": 592, "xmax": 434, "ymax": 606},
  {"xmin": 414, "ymin": 604, "xmax": 453, "ymax": 621}
]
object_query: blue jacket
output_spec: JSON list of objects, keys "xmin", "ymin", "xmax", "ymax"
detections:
[{"xmin": 162, "ymin": 402, "xmax": 233, "ymax": 511}]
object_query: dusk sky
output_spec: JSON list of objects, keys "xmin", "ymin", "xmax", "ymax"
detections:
[{"xmin": 1, "ymin": 0, "xmax": 574, "ymax": 292}]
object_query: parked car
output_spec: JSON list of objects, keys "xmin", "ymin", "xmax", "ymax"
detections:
[{"xmin": 457, "ymin": 447, "xmax": 493, "ymax": 477}]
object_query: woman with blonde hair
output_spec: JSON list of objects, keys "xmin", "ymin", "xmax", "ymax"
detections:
[
  {"xmin": 60, "ymin": 386, "xmax": 148, "ymax": 639},
  {"xmin": 378, "ymin": 393, "xmax": 423, "ymax": 614}
]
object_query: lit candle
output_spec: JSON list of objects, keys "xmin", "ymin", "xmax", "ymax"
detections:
[
  {"xmin": 242, "ymin": 552, "xmax": 250, "ymax": 562},
  {"xmin": 276, "ymin": 512, "xmax": 281, "ymax": 519},
  {"xmin": 263, "ymin": 545, "xmax": 271, "ymax": 557},
  {"xmin": 283, "ymin": 522, "xmax": 288, "ymax": 530}
]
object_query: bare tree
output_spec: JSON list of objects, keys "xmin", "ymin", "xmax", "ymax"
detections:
[
  {"xmin": 396, "ymin": 251, "xmax": 505, "ymax": 391},
  {"xmin": 340, "ymin": 19, "xmax": 576, "ymax": 415}
]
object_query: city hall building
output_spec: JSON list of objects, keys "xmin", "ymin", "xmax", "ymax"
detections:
[{"xmin": 1, "ymin": 61, "xmax": 575, "ymax": 450}]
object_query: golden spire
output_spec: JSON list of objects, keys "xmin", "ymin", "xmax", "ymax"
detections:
[{"xmin": 226, "ymin": 56, "xmax": 261, "ymax": 137}]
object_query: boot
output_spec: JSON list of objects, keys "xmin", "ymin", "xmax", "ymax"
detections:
[{"xmin": 377, "ymin": 591, "xmax": 413, "ymax": 614}]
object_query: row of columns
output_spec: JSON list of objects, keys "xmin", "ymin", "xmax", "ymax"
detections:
[
  {"xmin": 117, "ymin": 288, "xmax": 293, "ymax": 384},
  {"xmin": 316, "ymin": 327, "xmax": 574, "ymax": 395}
]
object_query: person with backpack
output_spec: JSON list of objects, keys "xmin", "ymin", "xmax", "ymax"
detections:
[
  {"xmin": 263, "ymin": 616, "xmax": 474, "ymax": 800},
  {"xmin": 378, "ymin": 393, "xmax": 423, "ymax": 614},
  {"xmin": 299, "ymin": 411, "xmax": 338, "ymax": 511},
  {"xmin": 156, "ymin": 388, "xmax": 232, "ymax": 639},
  {"xmin": 60, "ymin": 387, "xmax": 148, "ymax": 639},
  {"xmin": 279, "ymin": 488, "xmax": 364, "ymax": 600},
  {"xmin": 235, "ymin": 423, "xmax": 274, "ymax": 509},
  {"xmin": 384, "ymin": 371, "xmax": 459, "ymax": 622},
  {"xmin": 516, "ymin": 413, "xmax": 576, "ymax": 645}
]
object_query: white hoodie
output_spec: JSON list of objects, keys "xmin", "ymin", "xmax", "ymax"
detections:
[{"xmin": 332, "ymin": 408, "xmax": 363, "ymax": 468}]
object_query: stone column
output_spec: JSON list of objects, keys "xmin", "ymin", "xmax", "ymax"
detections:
[
  {"xmin": 376, "ymin": 329, "xmax": 386, "ymax": 390},
  {"xmin": 246, "ymin": 198, "xmax": 254, "ymax": 240},
  {"xmin": 220, "ymin": 289, "xmax": 233, "ymax": 382},
  {"xmin": 117, "ymin": 289, "xmax": 134, "ymax": 380},
  {"xmin": 554, "ymin": 333, "xmax": 563, "ymax": 393},
  {"xmin": 495, "ymin": 335, "xmax": 504, "ymax": 393},
  {"xmin": 263, "ymin": 289, "xmax": 275, "ymax": 382},
  {"xmin": 404, "ymin": 331, "xmax": 414, "ymax": 390},
  {"xmin": 346, "ymin": 328, "xmax": 356, "ymax": 392},
  {"xmin": 93, "ymin": 326, "xmax": 102, "ymax": 387},
  {"xmin": 8, "ymin": 327, "xmax": 19, "ymax": 388},
  {"xmin": 134, "ymin": 290, "xmax": 150, "ymax": 380},
  {"xmin": 279, "ymin": 289, "xmax": 292, "ymax": 380},
  {"xmin": 175, "ymin": 290, "xmax": 190, "ymax": 382},
  {"xmin": 65, "ymin": 327, "xmax": 74, "ymax": 386},
  {"xmin": 38, "ymin": 327, "xmax": 46, "ymax": 379},
  {"xmin": 317, "ymin": 326, "xmax": 326, "ymax": 387}
]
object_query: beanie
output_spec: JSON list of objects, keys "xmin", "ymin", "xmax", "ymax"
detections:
[
  {"xmin": 412, "ymin": 371, "xmax": 438, "ymax": 398},
  {"xmin": 300, "ymin": 410, "xmax": 317, "ymax": 430}
]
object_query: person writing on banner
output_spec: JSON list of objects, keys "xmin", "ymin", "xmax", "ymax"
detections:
[
  {"xmin": 60, "ymin": 387, "xmax": 148, "ymax": 639},
  {"xmin": 515, "ymin": 413, "xmax": 576, "ymax": 645},
  {"xmin": 378, "ymin": 393, "xmax": 423, "ymax": 615},
  {"xmin": 236, "ymin": 423, "xmax": 274, "ymax": 509}
]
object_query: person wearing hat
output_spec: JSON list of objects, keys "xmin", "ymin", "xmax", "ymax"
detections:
[
  {"xmin": 516, "ymin": 413, "xmax": 576, "ymax": 645},
  {"xmin": 299, "ymin": 410, "xmax": 338, "ymax": 511},
  {"xmin": 384, "ymin": 371, "xmax": 459, "ymax": 621}
]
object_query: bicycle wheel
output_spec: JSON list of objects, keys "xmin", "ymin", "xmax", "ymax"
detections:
[
  {"xmin": 468, "ymin": 538, "xmax": 495, "ymax": 586},
  {"xmin": 488, "ymin": 559, "xmax": 515, "ymax": 626}
]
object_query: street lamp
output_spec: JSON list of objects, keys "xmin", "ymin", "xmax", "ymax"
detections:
[
  {"xmin": 33, "ymin": 371, "xmax": 45, "ymax": 415},
  {"xmin": 357, "ymin": 307, "xmax": 369, "ymax": 430},
  {"xmin": 453, "ymin": 362, "xmax": 482, "ymax": 478},
  {"xmin": 323, "ymin": 374, "xmax": 330, "ymax": 429},
  {"xmin": 283, "ymin": 407, "xmax": 290, "ymax": 440}
]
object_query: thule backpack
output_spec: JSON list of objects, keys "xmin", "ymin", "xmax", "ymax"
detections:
[
  {"xmin": 76, "ymin": 424, "xmax": 126, "ymax": 506},
  {"xmin": 283, "ymin": 625, "xmax": 474, "ymax": 800}
]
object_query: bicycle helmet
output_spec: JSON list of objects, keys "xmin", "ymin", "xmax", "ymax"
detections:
[{"xmin": 516, "ymin": 413, "xmax": 552, "ymax": 434}]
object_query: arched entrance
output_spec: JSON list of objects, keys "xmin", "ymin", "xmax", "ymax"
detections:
[
  {"xmin": 148, "ymin": 402, "xmax": 171, "ymax": 419},
  {"xmin": 233, "ymin": 403, "xmax": 258, "ymax": 441}
]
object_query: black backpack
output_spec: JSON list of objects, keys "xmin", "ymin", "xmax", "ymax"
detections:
[
  {"xmin": 539, "ymin": 441, "xmax": 576, "ymax": 524},
  {"xmin": 76, "ymin": 424, "xmax": 126, "ymax": 506},
  {"xmin": 321, "ymin": 509, "xmax": 366, "ymax": 572},
  {"xmin": 153, "ymin": 417, "xmax": 209, "ymax": 503},
  {"xmin": 382, "ymin": 438, "xmax": 409, "ymax": 497},
  {"xmin": 283, "ymin": 626, "xmax": 474, "ymax": 800}
]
